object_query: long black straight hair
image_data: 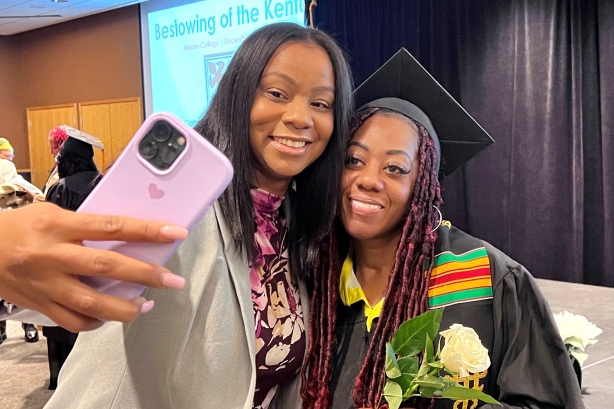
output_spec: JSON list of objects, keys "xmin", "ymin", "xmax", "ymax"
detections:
[{"xmin": 193, "ymin": 22, "xmax": 353, "ymax": 277}]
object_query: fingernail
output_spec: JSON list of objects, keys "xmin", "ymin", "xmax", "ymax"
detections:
[
  {"xmin": 161, "ymin": 272, "xmax": 185, "ymax": 289},
  {"xmin": 160, "ymin": 226, "xmax": 188, "ymax": 240},
  {"xmin": 140, "ymin": 300, "xmax": 155, "ymax": 314}
]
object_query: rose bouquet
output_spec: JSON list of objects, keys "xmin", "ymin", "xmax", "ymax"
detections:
[
  {"xmin": 383, "ymin": 309, "xmax": 500, "ymax": 409},
  {"xmin": 553, "ymin": 311, "xmax": 602, "ymax": 366}
]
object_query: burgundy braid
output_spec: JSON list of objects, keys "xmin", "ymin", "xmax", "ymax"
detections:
[
  {"xmin": 302, "ymin": 111, "xmax": 443, "ymax": 409},
  {"xmin": 301, "ymin": 232, "xmax": 341, "ymax": 408}
]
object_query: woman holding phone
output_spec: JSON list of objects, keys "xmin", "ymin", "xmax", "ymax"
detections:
[{"xmin": 46, "ymin": 22, "xmax": 352, "ymax": 409}]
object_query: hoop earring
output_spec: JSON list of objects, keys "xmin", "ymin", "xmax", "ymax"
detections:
[{"xmin": 432, "ymin": 205, "xmax": 443, "ymax": 232}]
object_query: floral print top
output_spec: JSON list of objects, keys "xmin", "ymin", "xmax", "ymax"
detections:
[{"xmin": 250, "ymin": 188, "xmax": 305, "ymax": 409}]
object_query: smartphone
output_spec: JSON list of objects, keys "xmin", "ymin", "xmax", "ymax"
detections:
[{"xmin": 77, "ymin": 112, "xmax": 233, "ymax": 300}]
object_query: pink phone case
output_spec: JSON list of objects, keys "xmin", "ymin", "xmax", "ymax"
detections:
[{"xmin": 77, "ymin": 112, "xmax": 233, "ymax": 300}]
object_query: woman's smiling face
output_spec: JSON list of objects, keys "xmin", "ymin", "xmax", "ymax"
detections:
[
  {"xmin": 249, "ymin": 41, "xmax": 335, "ymax": 195},
  {"xmin": 340, "ymin": 113, "xmax": 420, "ymax": 243}
]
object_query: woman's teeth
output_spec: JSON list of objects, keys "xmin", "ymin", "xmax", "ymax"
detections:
[
  {"xmin": 275, "ymin": 138, "xmax": 306, "ymax": 148},
  {"xmin": 352, "ymin": 200, "xmax": 382, "ymax": 210}
]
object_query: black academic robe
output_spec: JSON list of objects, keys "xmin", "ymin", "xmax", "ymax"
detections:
[
  {"xmin": 330, "ymin": 225, "xmax": 584, "ymax": 409},
  {"xmin": 43, "ymin": 169, "xmax": 100, "ymax": 389},
  {"xmin": 45, "ymin": 170, "xmax": 100, "ymax": 210}
]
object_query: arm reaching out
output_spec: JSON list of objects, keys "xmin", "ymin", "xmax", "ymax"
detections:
[{"xmin": 0, "ymin": 202, "xmax": 187, "ymax": 332}]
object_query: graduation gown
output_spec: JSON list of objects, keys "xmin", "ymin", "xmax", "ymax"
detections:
[
  {"xmin": 330, "ymin": 224, "xmax": 584, "ymax": 409},
  {"xmin": 43, "ymin": 169, "xmax": 100, "ymax": 388},
  {"xmin": 45, "ymin": 170, "xmax": 100, "ymax": 210}
]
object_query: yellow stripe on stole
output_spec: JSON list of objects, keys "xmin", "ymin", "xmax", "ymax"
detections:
[{"xmin": 428, "ymin": 277, "xmax": 493, "ymax": 297}]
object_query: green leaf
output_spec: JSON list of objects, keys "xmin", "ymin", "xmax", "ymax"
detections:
[
  {"xmin": 442, "ymin": 386, "xmax": 501, "ymax": 404},
  {"xmin": 394, "ymin": 374, "xmax": 413, "ymax": 396},
  {"xmin": 414, "ymin": 374, "xmax": 445, "ymax": 389},
  {"xmin": 391, "ymin": 309, "xmax": 444, "ymax": 356},
  {"xmin": 386, "ymin": 343, "xmax": 402, "ymax": 379},
  {"xmin": 416, "ymin": 357, "xmax": 430, "ymax": 378},
  {"xmin": 383, "ymin": 380, "xmax": 404, "ymax": 409},
  {"xmin": 404, "ymin": 382, "xmax": 420, "ymax": 399},
  {"xmin": 428, "ymin": 361, "xmax": 445, "ymax": 369},
  {"xmin": 398, "ymin": 356, "xmax": 419, "ymax": 376},
  {"xmin": 441, "ymin": 377, "xmax": 461, "ymax": 391},
  {"xmin": 425, "ymin": 333, "xmax": 434, "ymax": 362},
  {"xmin": 436, "ymin": 336, "xmax": 443, "ymax": 357},
  {"xmin": 419, "ymin": 386, "xmax": 439, "ymax": 398}
]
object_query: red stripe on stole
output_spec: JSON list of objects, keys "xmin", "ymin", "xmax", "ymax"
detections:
[{"xmin": 429, "ymin": 266, "xmax": 491, "ymax": 287}]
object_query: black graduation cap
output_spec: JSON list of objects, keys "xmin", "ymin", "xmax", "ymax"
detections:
[
  {"xmin": 58, "ymin": 125, "xmax": 104, "ymax": 161},
  {"xmin": 353, "ymin": 48, "xmax": 494, "ymax": 179}
]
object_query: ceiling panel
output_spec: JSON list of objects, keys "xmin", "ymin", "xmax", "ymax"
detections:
[{"xmin": 0, "ymin": 0, "xmax": 148, "ymax": 36}]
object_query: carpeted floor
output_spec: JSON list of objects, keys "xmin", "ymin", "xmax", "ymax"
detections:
[
  {"xmin": 0, "ymin": 321, "xmax": 54, "ymax": 409},
  {"xmin": 0, "ymin": 279, "xmax": 611, "ymax": 408}
]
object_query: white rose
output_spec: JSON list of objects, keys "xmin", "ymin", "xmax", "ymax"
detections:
[
  {"xmin": 439, "ymin": 323, "xmax": 491, "ymax": 377},
  {"xmin": 553, "ymin": 311, "xmax": 602, "ymax": 349}
]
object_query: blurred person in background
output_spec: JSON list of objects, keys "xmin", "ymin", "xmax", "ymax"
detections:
[
  {"xmin": 43, "ymin": 133, "xmax": 102, "ymax": 389},
  {"xmin": 0, "ymin": 137, "xmax": 39, "ymax": 344}
]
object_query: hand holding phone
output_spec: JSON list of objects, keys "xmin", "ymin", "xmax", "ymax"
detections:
[{"xmin": 77, "ymin": 112, "xmax": 233, "ymax": 300}]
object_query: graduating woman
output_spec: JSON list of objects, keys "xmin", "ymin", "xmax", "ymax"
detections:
[{"xmin": 302, "ymin": 49, "xmax": 583, "ymax": 409}]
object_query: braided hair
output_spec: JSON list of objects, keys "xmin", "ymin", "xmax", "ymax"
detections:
[{"xmin": 301, "ymin": 108, "xmax": 443, "ymax": 409}]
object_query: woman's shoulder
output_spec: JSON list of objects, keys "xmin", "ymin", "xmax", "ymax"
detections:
[{"xmin": 167, "ymin": 201, "xmax": 244, "ymax": 269}]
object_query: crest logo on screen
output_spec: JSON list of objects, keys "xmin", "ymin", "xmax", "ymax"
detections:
[
  {"xmin": 204, "ymin": 52, "xmax": 233, "ymax": 106},
  {"xmin": 148, "ymin": 183, "xmax": 165, "ymax": 199}
]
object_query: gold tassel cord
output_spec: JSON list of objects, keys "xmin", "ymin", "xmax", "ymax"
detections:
[{"xmin": 309, "ymin": 0, "xmax": 318, "ymax": 28}]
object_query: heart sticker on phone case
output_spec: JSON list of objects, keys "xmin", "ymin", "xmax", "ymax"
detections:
[{"xmin": 148, "ymin": 183, "xmax": 165, "ymax": 199}]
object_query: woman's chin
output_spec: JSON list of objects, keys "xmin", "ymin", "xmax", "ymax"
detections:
[{"xmin": 344, "ymin": 224, "xmax": 379, "ymax": 242}]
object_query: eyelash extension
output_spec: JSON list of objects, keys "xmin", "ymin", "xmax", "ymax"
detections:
[{"xmin": 386, "ymin": 164, "xmax": 410, "ymax": 175}]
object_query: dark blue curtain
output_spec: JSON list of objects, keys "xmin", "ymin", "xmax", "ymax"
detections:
[{"xmin": 307, "ymin": 0, "xmax": 614, "ymax": 287}]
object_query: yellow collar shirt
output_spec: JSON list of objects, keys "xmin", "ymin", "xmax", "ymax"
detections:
[{"xmin": 338, "ymin": 254, "xmax": 384, "ymax": 332}]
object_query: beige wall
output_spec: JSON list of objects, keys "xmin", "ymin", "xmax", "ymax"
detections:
[
  {"xmin": 0, "ymin": 37, "xmax": 26, "ymax": 168},
  {"xmin": 0, "ymin": 5, "xmax": 143, "ymax": 170}
]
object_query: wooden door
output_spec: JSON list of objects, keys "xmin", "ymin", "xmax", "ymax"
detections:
[
  {"xmin": 79, "ymin": 98, "xmax": 143, "ymax": 171},
  {"xmin": 79, "ymin": 103, "xmax": 110, "ymax": 171},
  {"xmin": 27, "ymin": 104, "xmax": 79, "ymax": 188}
]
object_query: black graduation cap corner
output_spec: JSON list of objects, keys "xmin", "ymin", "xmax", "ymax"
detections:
[{"xmin": 353, "ymin": 48, "xmax": 494, "ymax": 179}]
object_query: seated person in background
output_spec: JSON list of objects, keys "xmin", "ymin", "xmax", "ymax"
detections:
[
  {"xmin": 0, "ymin": 137, "xmax": 43, "ymax": 201},
  {"xmin": 0, "ymin": 137, "xmax": 39, "ymax": 344},
  {"xmin": 0, "ymin": 137, "xmax": 18, "ymax": 184},
  {"xmin": 43, "ymin": 132, "xmax": 103, "ymax": 389},
  {"xmin": 302, "ymin": 49, "xmax": 583, "ymax": 409}
]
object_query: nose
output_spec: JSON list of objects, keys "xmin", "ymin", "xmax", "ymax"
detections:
[
  {"xmin": 355, "ymin": 163, "xmax": 383, "ymax": 192},
  {"xmin": 282, "ymin": 98, "xmax": 314, "ymax": 129}
]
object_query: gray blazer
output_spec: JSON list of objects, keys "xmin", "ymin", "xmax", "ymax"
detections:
[{"xmin": 45, "ymin": 201, "xmax": 309, "ymax": 409}]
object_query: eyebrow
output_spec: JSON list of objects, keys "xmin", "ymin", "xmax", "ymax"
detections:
[
  {"xmin": 263, "ymin": 71, "xmax": 335, "ymax": 93},
  {"xmin": 349, "ymin": 141, "xmax": 412, "ymax": 160},
  {"xmin": 385, "ymin": 149, "xmax": 412, "ymax": 160}
]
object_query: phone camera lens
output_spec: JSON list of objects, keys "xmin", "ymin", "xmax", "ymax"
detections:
[
  {"xmin": 152, "ymin": 121, "xmax": 172, "ymax": 142},
  {"xmin": 139, "ymin": 139, "xmax": 158, "ymax": 159},
  {"xmin": 161, "ymin": 144, "xmax": 179, "ymax": 164}
]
